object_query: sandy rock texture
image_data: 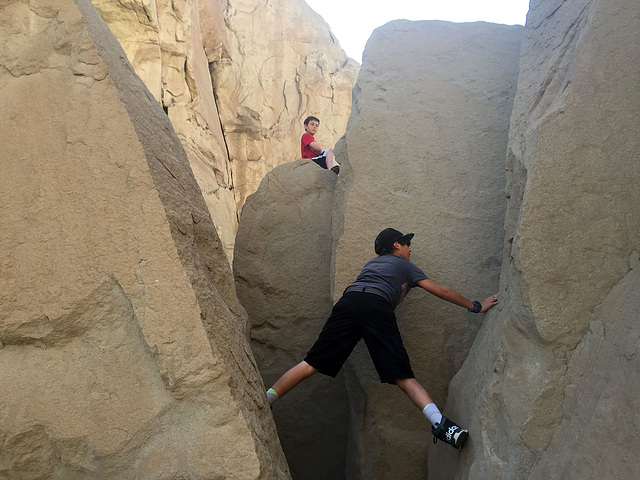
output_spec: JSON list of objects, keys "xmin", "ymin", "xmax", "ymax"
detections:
[
  {"xmin": 331, "ymin": 20, "xmax": 523, "ymax": 479},
  {"xmin": 433, "ymin": 0, "xmax": 640, "ymax": 478},
  {"xmin": 91, "ymin": 0, "xmax": 238, "ymax": 261},
  {"xmin": 91, "ymin": 0, "xmax": 358, "ymax": 261},
  {"xmin": 0, "ymin": 1, "xmax": 289, "ymax": 478},
  {"xmin": 213, "ymin": 0, "xmax": 358, "ymax": 213},
  {"xmin": 234, "ymin": 160, "xmax": 348, "ymax": 479}
]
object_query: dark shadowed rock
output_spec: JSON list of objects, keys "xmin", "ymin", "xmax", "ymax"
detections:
[{"xmin": 234, "ymin": 159, "xmax": 348, "ymax": 479}]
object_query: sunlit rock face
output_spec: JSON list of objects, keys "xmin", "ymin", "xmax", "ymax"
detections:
[
  {"xmin": 332, "ymin": 20, "xmax": 523, "ymax": 479},
  {"xmin": 92, "ymin": 0, "xmax": 358, "ymax": 261},
  {"xmin": 213, "ymin": 0, "xmax": 358, "ymax": 213},
  {"xmin": 431, "ymin": 0, "xmax": 640, "ymax": 479},
  {"xmin": 92, "ymin": 0, "xmax": 239, "ymax": 261},
  {"xmin": 234, "ymin": 18, "xmax": 522, "ymax": 479},
  {"xmin": 0, "ymin": 1, "xmax": 289, "ymax": 478},
  {"xmin": 234, "ymin": 160, "xmax": 348, "ymax": 480}
]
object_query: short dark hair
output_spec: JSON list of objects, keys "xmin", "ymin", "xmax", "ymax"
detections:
[{"xmin": 304, "ymin": 116, "xmax": 320, "ymax": 126}]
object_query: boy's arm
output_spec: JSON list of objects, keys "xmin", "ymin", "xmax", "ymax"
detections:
[
  {"xmin": 302, "ymin": 133, "xmax": 324, "ymax": 155},
  {"xmin": 416, "ymin": 278, "xmax": 498, "ymax": 313},
  {"xmin": 308, "ymin": 141, "xmax": 324, "ymax": 155}
]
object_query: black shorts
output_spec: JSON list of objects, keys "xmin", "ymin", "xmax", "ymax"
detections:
[
  {"xmin": 311, "ymin": 153, "xmax": 328, "ymax": 169},
  {"xmin": 304, "ymin": 291, "xmax": 414, "ymax": 384}
]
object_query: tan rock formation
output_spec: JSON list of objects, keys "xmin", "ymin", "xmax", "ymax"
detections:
[
  {"xmin": 0, "ymin": 1, "xmax": 289, "ymax": 478},
  {"xmin": 332, "ymin": 20, "xmax": 523, "ymax": 479},
  {"xmin": 234, "ymin": 160, "xmax": 348, "ymax": 479},
  {"xmin": 91, "ymin": 0, "xmax": 358, "ymax": 261},
  {"xmin": 92, "ymin": 0, "xmax": 238, "ymax": 261},
  {"xmin": 211, "ymin": 0, "xmax": 358, "ymax": 214},
  {"xmin": 432, "ymin": 0, "xmax": 640, "ymax": 478}
]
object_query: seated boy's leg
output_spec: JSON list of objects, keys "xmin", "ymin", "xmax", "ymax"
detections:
[
  {"xmin": 326, "ymin": 149, "xmax": 340, "ymax": 174},
  {"xmin": 311, "ymin": 153, "xmax": 328, "ymax": 169},
  {"xmin": 325, "ymin": 149, "xmax": 335, "ymax": 169}
]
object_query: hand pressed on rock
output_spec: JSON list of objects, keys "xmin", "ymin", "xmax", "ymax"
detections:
[{"xmin": 480, "ymin": 294, "xmax": 499, "ymax": 313}]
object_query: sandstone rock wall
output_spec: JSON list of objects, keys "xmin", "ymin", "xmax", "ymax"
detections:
[
  {"xmin": 331, "ymin": 20, "xmax": 523, "ymax": 479},
  {"xmin": 91, "ymin": 0, "xmax": 358, "ymax": 261},
  {"xmin": 234, "ymin": 160, "xmax": 348, "ymax": 479},
  {"xmin": 92, "ymin": 0, "xmax": 239, "ymax": 260},
  {"xmin": 0, "ymin": 1, "xmax": 289, "ymax": 477},
  {"xmin": 432, "ymin": 0, "xmax": 640, "ymax": 478},
  {"xmin": 213, "ymin": 0, "xmax": 358, "ymax": 213}
]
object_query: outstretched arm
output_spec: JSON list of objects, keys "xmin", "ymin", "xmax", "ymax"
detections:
[{"xmin": 416, "ymin": 278, "xmax": 498, "ymax": 313}]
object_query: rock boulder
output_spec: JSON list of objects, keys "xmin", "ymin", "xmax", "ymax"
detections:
[
  {"xmin": 0, "ymin": 1, "xmax": 289, "ymax": 478},
  {"xmin": 332, "ymin": 20, "xmax": 523, "ymax": 479},
  {"xmin": 212, "ymin": 0, "xmax": 359, "ymax": 213},
  {"xmin": 92, "ymin": 0, "xmax": 358, "ymax": 260},
  {"xmin": 234, "ymin": 160, "xmax": 348, "ymax": 479},
  {"xmin": 92, "ymin": 0, "xmax": 239, "ymax": 260},
  {"xmin": 434, "ymin": 0, "xmax": 640, "ymax": 478}
]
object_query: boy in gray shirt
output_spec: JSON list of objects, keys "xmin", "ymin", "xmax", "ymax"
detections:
[{"xmin": 266, "ymin": 228, "xmax": 499, "ymax": 449}]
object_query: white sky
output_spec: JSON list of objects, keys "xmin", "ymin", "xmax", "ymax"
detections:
[{"xmin": 304, "ymin": 0, "xmax": 531, "ymax": 61}]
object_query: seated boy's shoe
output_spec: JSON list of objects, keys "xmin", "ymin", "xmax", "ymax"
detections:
[
  {"xmin": 330, "ymin": 165, "xmax": 340, "ymax": 175},
  {"xmin": 431, "ymin": 416, "xmax": 468, "ymax": 450}
]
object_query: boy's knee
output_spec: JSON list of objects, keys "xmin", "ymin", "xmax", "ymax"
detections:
[{"xmin": 301, "ymin": 361, "xmax": 318, "ymax": 376}]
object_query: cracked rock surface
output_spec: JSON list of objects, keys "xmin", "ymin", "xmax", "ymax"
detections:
[
  {"xmin": 91, "ymin": 0, "xmax": 358, "ymax": 261},
  {"xmin": 0, "ymin": 1, "xmax": 289, "ymax": 478},
  {"xmin": 434, "ymin": 0, "xmax": 640, "ymax": 478}
]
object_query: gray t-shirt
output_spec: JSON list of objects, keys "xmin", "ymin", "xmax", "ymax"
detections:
[{"xmin": 349, "ymin": 254, "xmax": 429, "ymax": 308}]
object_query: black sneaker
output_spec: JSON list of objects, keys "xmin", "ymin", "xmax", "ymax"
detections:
[
  {"xmin": 431, "ymin": 416, "xmax": 469, "ymax": 449},
  {"xmin": 330, "ymin": 165, "xmax": 340, "ymax": 175}
]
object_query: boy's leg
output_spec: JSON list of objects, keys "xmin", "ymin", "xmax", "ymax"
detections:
[
  {"xmin": 268, "ymin": 293, "xmax": 361, "ymax": 405},
  {"xmin": 325, "ymin": 149, "xmax": 340, "ymax": 174},
  {"xmin": 395, "ymin": 377, "xmax": 433, "ymax": 410},
  {"xmin": 325, "ymin": 149, "xmax": 335, "ymax": 168},
  {"xmin": 395, "ymin": 377, "xmax": 441, "ymax": 425},
  {"xmin": 311, "ymin": 149, "xmax": 339, "ymax": 173},
  {"xmin": 395, "ymin": 377, "xmax": 468, "ymax": 449},
  {"xmin": 268, "ymin": 361, "xmax": 318, "ymax": 402},
  {"xmin": 311, "ymin": 154, "xmax": 328, "ymax": 169}
]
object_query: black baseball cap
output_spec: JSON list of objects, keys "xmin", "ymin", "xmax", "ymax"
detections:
[{"xmin": 374, "ymin": 228, "xmax": 414, "ymax": 255}]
